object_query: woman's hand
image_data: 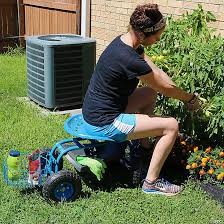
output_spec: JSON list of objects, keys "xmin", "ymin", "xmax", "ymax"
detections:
[{"xmin": 184, "ymin": 93, "xmax": 201, "ymax": 112}]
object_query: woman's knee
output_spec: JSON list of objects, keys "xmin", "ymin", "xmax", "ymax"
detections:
[{"xmin": 166, "ymin": 117, "xmax": 179, "ymax": 135}]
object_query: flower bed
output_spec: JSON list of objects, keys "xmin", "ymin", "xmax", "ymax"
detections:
[
  {"xmin": 186, "ymin": 145, "xmax": 224, "ymax": 184},
  {"xmin": 170, "ymin": 134, "xmax": 224, "ymax": 205}
]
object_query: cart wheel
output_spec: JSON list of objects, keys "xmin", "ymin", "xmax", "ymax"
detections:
[{"xmin": 42, "ymin": 170, "xmax": 82, "ymax": 202}]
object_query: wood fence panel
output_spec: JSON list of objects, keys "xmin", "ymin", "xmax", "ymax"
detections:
[
  {"xmin": 21, "ymin": 0, "xmax": 80, "ymax": 38},
  {"xmin": 0, "ymin": 0, "xmax": 81, "ymax": 51},
  {"xmin": 17, "ymin": 0, "xmax": 25, "ymax": 47},
  {"xmin": 0, "ymin": 0, "xmax": 18, "ymax": 52}
]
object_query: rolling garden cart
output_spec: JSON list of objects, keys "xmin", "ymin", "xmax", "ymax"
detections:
[{"xmin": 3, "ymin": 114, "xmax": 148, "ymax": 202}]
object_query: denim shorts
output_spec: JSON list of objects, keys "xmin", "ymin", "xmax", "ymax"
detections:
[{"xmin": 83, "ymin": 113, "xmax": 136, "ymax": 142}]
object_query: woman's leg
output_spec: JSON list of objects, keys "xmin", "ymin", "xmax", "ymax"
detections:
[
  {"xmin": 126, "ymin": 87, "xmax": 181, "ymax": 195},
  {"xmin": 126, "ymin": 86, "xmax": 157, "ymax": 148},
  {"xmin": 126, "ymin": 86, "xmax": 157, "ymax": 115},
  {"xmin": 128, "ymin": 114, "xmax": 179, "ymax": 182}
]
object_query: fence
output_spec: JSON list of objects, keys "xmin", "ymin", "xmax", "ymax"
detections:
[
  {"xmin": 0, "ymin": 0, "xmax": 81, "ymax": 52},
  {"xmin": 0, "ymin": 0, "xmax": 18, "ymax": 52}
]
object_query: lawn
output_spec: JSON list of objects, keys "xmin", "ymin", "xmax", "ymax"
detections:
[{"xmin": 0, "ymin": 54, "xmax": 223, "ymax": 224}]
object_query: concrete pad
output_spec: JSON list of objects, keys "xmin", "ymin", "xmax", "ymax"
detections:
[{"xmin": 17, "ymin": 97, "xmax": 82, "ymax": 115}]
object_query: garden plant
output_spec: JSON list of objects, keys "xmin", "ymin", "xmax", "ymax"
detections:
[{"xmin": 146, "ymin": 5, "xmax": 224, "ymax": 188}]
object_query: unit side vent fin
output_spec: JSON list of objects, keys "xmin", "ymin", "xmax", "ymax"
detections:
[
  {"xmin": 27, "ymin": 42, "xmax": 45, "ymax": 102},
  {"xmin": 54, "ymin": 46, "xmax": 83, "ymax": 105}
]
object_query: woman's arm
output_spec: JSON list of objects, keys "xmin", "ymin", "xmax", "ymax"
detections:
[
  {"xmin": 138, "ymin": 53, "xmax": 193, "ymax": 102},
  {"xmin": 143, "ymin": 53, "xmax": 176, "ymax": 86},
  {"xmin": 138, "ymin": 70, "xmax": 193, "ymax": 102},
  {"xmin": 138, "ymin": 52, "xmax": 194, "ymax": 102}
]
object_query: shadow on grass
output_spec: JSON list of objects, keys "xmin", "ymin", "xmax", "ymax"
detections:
[
  {"xmin": 79, "ymin": 158, "xmax": 189, "ymax": 195},
  {"xmin": 20, "ymin": 186, "xmax": 42, "ymax": 196},
  {"xmin": 20, "ymin": 185, "xmax": 93, "ymax": 204},
  {"xmin": 18, "ymin": 155, "xmax": 190, "ymax": 203}
]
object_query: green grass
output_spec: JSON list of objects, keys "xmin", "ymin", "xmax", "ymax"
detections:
[{"xmin": 0, "ymin": 53, "xmax": 224, "ymax": 224}]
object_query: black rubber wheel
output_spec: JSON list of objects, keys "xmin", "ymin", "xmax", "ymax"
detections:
[{"xmin": 42, "ymin": 170, "xmax": 82, "ymax": 202}]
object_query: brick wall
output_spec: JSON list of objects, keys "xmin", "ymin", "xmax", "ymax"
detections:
[{"xmin": 91, "ymin": 0, "xmax": 224, "ymax": 58}]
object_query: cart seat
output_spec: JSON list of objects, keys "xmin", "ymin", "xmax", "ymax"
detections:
[{"xmin": 64, "ymin": 114, "xmax": 115, "ymax": 142}]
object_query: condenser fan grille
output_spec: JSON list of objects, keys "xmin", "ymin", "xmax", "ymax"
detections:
[
  {"xmin": 26, "ymin": 42, "xmax": 45, "ymax": 104},
  {"xmin": 54, "ymin": 46, "xmax": 83, "ymax": 106}
]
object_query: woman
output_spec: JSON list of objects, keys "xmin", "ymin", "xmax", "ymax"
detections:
[{"xmin": 82, "ymin": 3, "xmax": 200, "ymax": 196}]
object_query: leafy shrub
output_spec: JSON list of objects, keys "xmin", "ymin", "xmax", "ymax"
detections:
[{"xmin": 145, "ymin": 5, "xmax": 224, "ymax": 146}]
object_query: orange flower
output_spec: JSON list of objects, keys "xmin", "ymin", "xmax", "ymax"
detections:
[
  {"xmin": 208, "ymin": 168, "xmax": 214, "ymax": 175},
  {"xmin": 201, "ymin": 162, "xmax": 207, "ymax": 167},
  {"xmin": 201, "ymin": 158, "xmax": 209, "ymax": 163},
  {"xmin": 217, "ymin": 173, "xmax": 224, "ymax": 181},
  {"xmin": 219, "ymin": 152, "xmax": 224, "ymax": 158},
  {"xmin": 180, "ymin": 141, "xmax": 186, "ymax": 145},
  {"xmin": 191, "ymin": 163, "xmax": 198, "ymax": 169},
  {"xmin": 193, "ymin": 146, "xmax": 199, "ymax": 152},
  {"xmin": 205, "ymin": 147, "xmax": 211, "ymax": 153},
  {"xmin": 186, "ymin": 165, "xmax": 191, "ymax": 170},
  {"xmin": 199, "ymin": 170, "xmax": 206, "ymax": 176}
]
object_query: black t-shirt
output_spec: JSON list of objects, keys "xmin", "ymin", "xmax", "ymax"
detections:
[{"xmin": 82, "ymin": 36, "xmax": 152, "ymax": 126}]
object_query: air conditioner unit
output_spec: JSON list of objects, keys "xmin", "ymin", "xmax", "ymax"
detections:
[{"xmin": 26, "ymin": 34, "xmax": 96, "ymax": 109}]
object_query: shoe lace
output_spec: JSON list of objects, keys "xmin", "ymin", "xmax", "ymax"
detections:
[{"xmin": 156, "ymin": 178, "xmax": 180, "ymax": 193}]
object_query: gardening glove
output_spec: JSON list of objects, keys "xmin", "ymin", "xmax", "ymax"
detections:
[
  {"xmin": 184, "ymin": 92, "xmax": 201, "ymax": 112},
  {"xmin": 76, "ymin": 156, "xmax": 107, "ymax": 181}
]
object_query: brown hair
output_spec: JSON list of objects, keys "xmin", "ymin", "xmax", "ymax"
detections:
[{"xmin": 130, "ymin": 4, "xmax": 163, "ymax": 36}]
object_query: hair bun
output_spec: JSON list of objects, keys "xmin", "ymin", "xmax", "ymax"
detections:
[
  {"xmin": 130, "ymin": 3, "xmax": 163, "ymax": 33},
  {"xmin": 145, "ymin": 5, "xmax": 159, "ymax": 20}
]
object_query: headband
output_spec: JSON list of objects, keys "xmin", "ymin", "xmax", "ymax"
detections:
[{"xmin": 143, "ymin": 17, "xmax": 166, "ymax": 33}]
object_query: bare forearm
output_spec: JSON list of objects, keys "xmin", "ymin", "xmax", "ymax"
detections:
[
  {"xmin": 138, "ymin": 71, "xmax": 193, "ymax": 102},
  {"xmin": 142, "ymin": 53, "xmax": 193, "ymax": 102},
  {"xmin": 162, "ymin": 84, "xmax": 193, "ymax": 102},
  {"xmin": 157, "ymin": 68, "xmax": 176, "ymax": 86}
]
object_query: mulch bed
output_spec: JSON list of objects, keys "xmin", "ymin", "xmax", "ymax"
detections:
[
  {"xmin": 200, "ymin": 182, "xmax": 224, "ymax": 206},
  {"xmin": 161, "ymin": 155, "xmax": 224, "ymax": 206}
]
